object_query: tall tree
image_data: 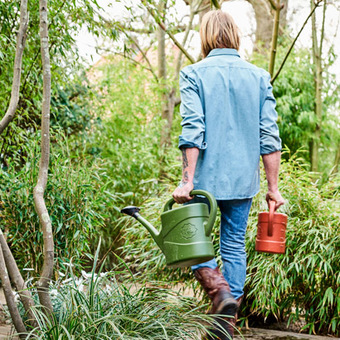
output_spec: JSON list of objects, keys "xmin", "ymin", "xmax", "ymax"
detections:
[
  {"xmin": 310, "ymin": 0, "xmax": 326, "ymax": 172},
  {"xmin": 246, "ymin": 0, "xmax": 289, "ymax": 51},
  {"xmin": 34, "ymin": 0, "xmax": 54, "ymax": 314},
  {"xmin": 100, "ymin": 0, "xmax": 198, "ymax": 147},
  {"xmin": 0, "ymin": 0, "xmax": 28, "ymax": 134},
  {"xmin": 0, "ymin": 0, "xmax": 40, "ymax": 335}
]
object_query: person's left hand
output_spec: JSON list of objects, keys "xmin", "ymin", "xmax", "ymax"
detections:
[{"xmin": 172, "ymin": 181, "xmax": 194, "ymax": 204}]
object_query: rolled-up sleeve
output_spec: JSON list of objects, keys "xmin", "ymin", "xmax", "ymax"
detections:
[
  {"xmin": 260, "ymin": 74, "xmax": 282, "ymax": 155},
  {"xmin": 178, "ymin": 69, "xmax": 207, "ymax": 150}
]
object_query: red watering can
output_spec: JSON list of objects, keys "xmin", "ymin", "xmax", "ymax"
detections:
[{"xmin": 255, "ymin": 200, "xmax": 288, "ymax": 254}]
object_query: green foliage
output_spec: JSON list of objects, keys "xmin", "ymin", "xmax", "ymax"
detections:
[
  {"xmin": 244, "ymin": 150, "xmax": 340, "ymax": 335},
  {"xmin": 85, "ymin": 53, "xmax": 339, "ymax": 334},
  {"xmin": 85, "ymin": 58, "xmax": 182, "ymax": 261},
  {"xmin": 251, "ymin": 44, "xmax": 340, "ymax": 173},
  {"xmin": 0, "ymin": 0, "xmax": 101, "ymax": 164},
  {"xmin": 1, "ymin": 2, "xmax": 339, "ymax": 336},
  {"xmin": 273, "ymin": 51, "xmax": 315, "ymax": 156},
  {"xmin": 0, "ymin": 133, "xmax": 108, "ymax": 274},
  {"xmin": 51, "ymin": 73, "xmax": 95, "ymax": 136},
  {"xmin": 21, "ymin": 246, "xmax": 216, "ymax": 340},
  {"xmin": 117, "ymin": 150, "xmax": 340, "ymax": 335}
]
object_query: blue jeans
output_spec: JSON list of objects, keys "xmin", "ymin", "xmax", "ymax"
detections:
[{"xmin": 191, "ymin": 198, "xmax": 253, "ymax": 300}]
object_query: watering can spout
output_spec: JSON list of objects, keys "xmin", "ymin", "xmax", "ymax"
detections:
[{"xmin": 120, "ymin": 206, "xmax": 163, "ymax": 251}]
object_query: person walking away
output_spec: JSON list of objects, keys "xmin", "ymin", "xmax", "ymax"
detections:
[{"xmin": 172, "ymin": 10, "xmax": 285, "ymax": 339}]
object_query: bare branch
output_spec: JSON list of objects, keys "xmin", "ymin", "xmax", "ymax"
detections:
[
  {"xmin": 142, "ymin": 0, "xmax": 196, "ymax": 64},
  {"xmin": 0, "ymin": 243, "xmax": 27, "ymax": 337},
  {"xmin": 267, "ymin": 0, "xmax": 278, "ymax": 10},
  {"xmin": 175, "ymin": 3, "xmax": 195, "ymax": 77},
  {"xmin": 116, "ymin": 52, "xmax": 158, "ymax": 79},
  {"xmin": 0, "ymin": 0, "xmax": 28, "ymax": 135},
  {"xmin": 122, "ymin": 31, "xmax": 159, "ymax": 82},
  {"xmin": 122, "ymin": 24, "xmax": 186, "ymax": 34},
  {"xmin": 34, "ymin": 0, "xmax": 54, "ymax": 315},
  {"xmin": 0, "ymin": 231, "xmax": 38, "ymax": 328},
  {"xmin": 193, "ymin": 0, "xmax": 206, "ymax": 14},
  {"xmin": 210, "ymin": 0, "xmax": 221, "ymax": 9},
  {"xmin": 123, "ymin": 26, "xmax": 155, "ymax": 34},
  {"xmin": 271, "ymin": 1, "xmax": 322, "ymax": 83}
]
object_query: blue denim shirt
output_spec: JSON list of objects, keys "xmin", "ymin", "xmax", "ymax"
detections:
[{"xmin": 178, "ymin": 48, "xmax": 282, "ymax": 200}]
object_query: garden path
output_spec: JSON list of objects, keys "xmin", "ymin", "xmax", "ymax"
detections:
[
  {"xmin": 0, "ymin": 289, "xmax": 337, "ymax": 339},
  {"xmin": 234, "ymin": 328, "xmax": 335, "ymax": 340},
  {"xmin": 0, "ymin": 325, "xmax": 17, "ymax": 340}
]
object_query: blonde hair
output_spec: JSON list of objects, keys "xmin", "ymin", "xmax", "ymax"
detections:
[{"xmin": 200, "ymin": 10, "xmax": 240, "ymax": 58}]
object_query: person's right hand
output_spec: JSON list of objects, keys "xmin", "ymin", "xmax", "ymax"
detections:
[
  {"xmin": 266, "ymin": 189, "xmax": 285, "ymax": 210},
  {"xmin": 172, "ymin": 181, "xmax": 194, "ymax": 204}
]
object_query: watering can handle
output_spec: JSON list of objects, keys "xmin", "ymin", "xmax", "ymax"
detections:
[
  {"xmin": 268, "ymin": 200, "xmax": 275, "ymax": 237},
  {"xmin": 163, "ymin": 190, "xmax": 217, "ymax": 237}
]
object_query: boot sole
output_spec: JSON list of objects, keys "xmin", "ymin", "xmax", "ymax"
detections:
[{"xmin": 215, "ymin": 297, "xmax": 238, "ymax": 317}]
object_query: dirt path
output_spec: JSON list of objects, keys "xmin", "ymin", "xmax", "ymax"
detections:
[{"xmin": 0, "ymin": 325, "xmax": 17, "ymax": 340}]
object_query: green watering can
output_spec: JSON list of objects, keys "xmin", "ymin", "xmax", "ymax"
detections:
[{"xmin": 121, "ymin": 190, "xmax": 217, "ymax": 268}]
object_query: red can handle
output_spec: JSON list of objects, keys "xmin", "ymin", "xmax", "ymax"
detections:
[{"xmin": 268, "ymin": 200, "xmax": 275, "ymax": 237}]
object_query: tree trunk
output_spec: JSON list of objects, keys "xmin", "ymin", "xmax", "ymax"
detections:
[
  {"xmin": 247, "ymin": 0, "xmax": 273, "ymax": 50},
  {"xmin": 310, "ymin": 0, "xmax": 325, "ymax": 172},
  {"xmin": 0, "ymin": 243, "xmax": 27, "ymax": 338},
  {"xmin": 0, "ymin": 232, "xmax": 38, "ymax": 328},
  {"xmin": 268, "ymin": 1, "xmax": 282, "ymax": 77},
  {"xmin": 199, "ymin": 0, "xmax": 212, "ymax": 23},
  {"xmin": 0, "ymin": 0, "xmax": 28, "ymax": 135},
  {"xmin": 33, "ymin": 0, "xmax": 54, "ymax": 315},
  {"xmin": 246, "ymin": 0, "xmax": 289, "ymax": 51},
  {"xmin": 157, "ymin": 1, "xmax": 173, "ymax": 147},
  {"xmin": 279, "ymin": 0, "xmax": 289, "ymax": 29},
  {"xmin": 160, "ymin": 89, "xmax": 176, "ymax": 147}
]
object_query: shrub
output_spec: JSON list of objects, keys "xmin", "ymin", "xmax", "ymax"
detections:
[
  {"xmin": 20, "ymin": 246, "xmax": 222, "ymax": 340},
  {"xmin": 117, "ymin": 150, "xmax": 340, "ymax": 335},
  {"xmin": 86, "ymin": 58, "xmax": 183, "ymax": 262},
  {"xmin": 244, "ymin": 151, "xmax": 340, "ymax": 335},
  {"xmin": 0, "ymin": 133, "xmax": 109, "ymax": 275}
]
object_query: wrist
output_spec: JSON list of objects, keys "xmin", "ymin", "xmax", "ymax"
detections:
[
  {"xmin": 268, "ymin": 185, "xmax": 278, "ymax": 192},
  {"xmin": 179, "ymin": 179, "xmax": 193, "ymax": 188},
  {"xmin": 182, "ymin": 171, "xmax": 194, "ymax": 184}
]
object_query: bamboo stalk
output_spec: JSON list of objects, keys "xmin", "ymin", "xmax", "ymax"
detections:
[{"xmin": 0, "ymin": 0, "xmax": 28, "ymax": 135}]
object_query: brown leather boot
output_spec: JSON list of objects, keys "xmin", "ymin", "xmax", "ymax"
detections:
[
  {"xmin": 194, "ymin": 267, "xmax": 238, "ymax": 316},
  {"xmin": 205, "ymin": 295, "xmax": 243, "ymax": 340}
]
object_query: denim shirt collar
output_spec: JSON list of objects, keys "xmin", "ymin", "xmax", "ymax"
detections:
[{"xmin": 207, "ymin": 48, "xmax": 240, "ymax": 58}]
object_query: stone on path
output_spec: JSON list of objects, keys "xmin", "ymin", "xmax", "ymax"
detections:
[{"xmin": 235, "ymin": 328, "xmax": 336, "ymax": 340}]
